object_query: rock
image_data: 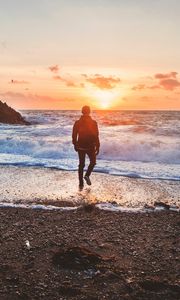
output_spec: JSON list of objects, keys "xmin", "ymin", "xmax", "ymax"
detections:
[
  {"xmin": 52, "ymin": 246, "xmax": 102, "ymax": 270},
  {"xmin": 109, "ymin": 201, "xmax": 118, "ymax": 205},
  {"xmin": 154, "ymin": 201, "xmax": 170, "ymax": 210},
  {"xmin": 144, "ymin": 204, "xmax": 154, "ymax": 210},
  {"xmin": 52, "ymin": 246, "xmax": 113, "ymax": 270},
  {"xmin": 0, "ymin": 100, "xmax": 30, "ymax": 125}
]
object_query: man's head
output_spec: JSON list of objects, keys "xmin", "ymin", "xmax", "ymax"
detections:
[{"xmin": 82, "ymin": 105, "xmax": 91, "ymax": 115}]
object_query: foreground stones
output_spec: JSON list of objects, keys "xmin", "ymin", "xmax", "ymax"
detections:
[{"xmin": 0, "ymin": 207, "xmax": 179, "ymax": 299}]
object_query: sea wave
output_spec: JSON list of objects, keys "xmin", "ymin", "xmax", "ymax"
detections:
[
  {"xmin": 0, "ymin": 110, "xmax": 180, "ymax": 180},
  {"xmin": 0, "ymin": 132, "xmax": 180, "ymax": 164}
]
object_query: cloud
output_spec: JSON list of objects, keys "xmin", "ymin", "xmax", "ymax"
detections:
[
  {"xmin": 53, "ymin": 75, "xmax": 63, "ymax": 80},
  {"xmin": 66, "ymin": 81, "xmax": 76, "ymax": 87},
  {"xmin": 0, "ymin": 41, "xmax": 7, "ymax": 50},
  {"xmin": 154, "ymin": 71, "xmax": 180, "ymax": 90},
  {"xmin": 10, "ymin": 80, "xmax": 30, "ymax": 84},
  {"xmin": 148, "ymin": 85, "xmax": 160, "ymax": 90},
  {"xmin": 84, "ymin": 74, "xmax": 121, "ymax": 89},
  {"xmin": 0, "ymin": 91, "xmax": 73, "ymax": 103},
  {"xmin": 0, "ymin": 91, "xmax": 53, "ymax": 102},
  {"xmin": 140, "ymin": 96, "xmax": 151, "ymax": 101},
  {"xmin": 0, "ymin": 91, "xmax": 25, "ymax": 98},
  {"xmin": 132, "ymin": 84, "xmax": 146, "ymax": 91},
  {"xmin": 132, "ymin": 71, "xmax": 180, "ymax": 92},
  {"xmin": 122, "ymin": 97, "xmax": 128, "ymax": 102},
  {"xmin": 155, "ymin": 72, "xmax": 178, "ymax": 79},
  {"xmin": 132, "ymin": 84, "xmax": 161, "ymax": 91},
  {"xmin": 159, "ymin": 78, "xmax": 180, "ymax": 90},
  {"xmin": 49, "ymin": 64, "xmax": 59, "ymax": 73},
  {"xmin": 81, "ymin": 74, "xmax": 88, "ymax": 78},
  {"xmin": 53, "ymin": 75, "xmax": 79, "ymax": 88}
]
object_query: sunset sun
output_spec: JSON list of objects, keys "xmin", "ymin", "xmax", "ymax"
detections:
[{"xmin": 90, "ymin": 89, "xmax": 119, "ymax": 109}]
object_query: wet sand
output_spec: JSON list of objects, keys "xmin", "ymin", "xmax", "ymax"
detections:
[
  {"xmin": 0, "ymin": 166, "xmax": 179, "ymax": 208},
  {"xmin": 0, "ymin": 206, "xmax": 179, "ymax": 299}
]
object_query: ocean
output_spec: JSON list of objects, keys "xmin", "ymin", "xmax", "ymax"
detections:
[{"xmin": 0, "ymin": 110, "xmax": 180, "ymax": 181}]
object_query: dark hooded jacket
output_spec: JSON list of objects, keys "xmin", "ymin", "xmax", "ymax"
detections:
[{"xmin": 72, "ymin": 115, "xmax": 100, "ymax": 150}]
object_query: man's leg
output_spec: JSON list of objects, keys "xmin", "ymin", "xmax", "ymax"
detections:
[
  {"xmin": 78, "ymin": 150, "xmax": 86, "ymax": 187},
  {"xmin": 85, "ymin": 149, "xmax": 96, "ymax": 178}
]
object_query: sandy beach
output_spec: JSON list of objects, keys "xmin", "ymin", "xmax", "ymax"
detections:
[
  {"xmin": 0, "ymin": 166, "xmax": 179, "ymax": 299},
  {"xmin": 0, "ymin": 166, "xmax": 179, "ymax": 209}
]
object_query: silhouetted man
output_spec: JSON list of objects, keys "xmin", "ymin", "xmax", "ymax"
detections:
[{"xmin": 72, "ymin": 106, "xmax": 100, "ymax": 189}]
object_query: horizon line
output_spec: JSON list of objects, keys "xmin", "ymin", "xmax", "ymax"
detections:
[{"xmin": 20, "ymin": 109, "xmax": 180, "ymax": 112}]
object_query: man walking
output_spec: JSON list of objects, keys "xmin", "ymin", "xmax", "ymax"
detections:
[{"xmin": 72, "ymin": 106, "xmax": 100, "ymax": 189}]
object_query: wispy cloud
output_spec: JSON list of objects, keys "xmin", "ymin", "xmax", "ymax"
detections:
[
  {"xmin": 140, "ymin": 96, "xmax": 151, "ymax": 101},
  {"xmin": 10, "ymin": 80, "xmax": 30, "ymax": 84},
  {"xmin": 132, "ymin": 84, "xmax": 146, "ymax": 91},
  {"xmin": 132, "ymin": 71, "xmax": 180, "ymax": 92},
  {"xmin": 148, "ymin": 85, "xmax": 160, "ymax": 90},
  {"xmin": 0, "ymin": 91, "xmax": 74, "ymax": 103},
  {"xmin": 0, "ymin": 41, "xmax": 7, "ymax": 50},
  {"xmin": 53, "ymin": 75, "xmax": 63, "ymax": 80},
  {"xmin": 155, "ymin": 71, "xmax": 180, "ymax": 90},
  {"xmin": 132, "ymin": 84, "xmax": 160, "ymax": 91},
  {"xmin": 48, "ymin": 64, "xmax": 59, "ymax": 73},
  {"xmin": 158, "ymin": 78, "xmax": 180, "ymax": 90},
  {"xmin": 0, "ymin": 91, "xmax": 25, "ymax": 98},
  {"xmin": 155, "ymin": 72, "xmax": 177, "ymax": 79},
  {"xmin": 53, "ymin": 75, "xmax": 79, "ymax": 88},
  {"xmin": 83, "ymin": 74, "xmax": 121, "ymax": 89}
]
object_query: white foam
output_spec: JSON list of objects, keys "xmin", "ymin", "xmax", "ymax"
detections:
[
  {"xmin": 96, "ymin": 203, "xmax": 179, "ymax": 213},
  {"xmin": 0, "ymin": 202, "xmax": 77, "ymax": 211},
  {"xmin": 96, "ymin": 203, "xmax": 143, "ymax": 213},
  {"xmin": 1, "ymin": 202, "xmax": 179, "ymax": 213}
]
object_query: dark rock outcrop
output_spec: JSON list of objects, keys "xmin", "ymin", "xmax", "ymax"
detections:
[
  {"xmin": 154, "ymin": 201, "xmax": 170, "ymax": 210},
  {"xmin": 0, "ymin": 100, "xmax": 30, "ymax": 125}
]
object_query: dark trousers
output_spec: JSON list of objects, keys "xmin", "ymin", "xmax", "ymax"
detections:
[{"xmin": 78, "ymin": 149, "xmax": 96, "ymax": 184}]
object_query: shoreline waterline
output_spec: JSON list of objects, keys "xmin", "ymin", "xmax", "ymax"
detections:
[
  {"xmin": 0, "ymin": 162, "xmax": 180, "ymax": 181},
  {"xmin": 0, "ymin": 165, "xmax": 179, "ymax": 210},
  {"xmin": 0, "ymin": 201, "xmax": 179, "ymax": 213}
]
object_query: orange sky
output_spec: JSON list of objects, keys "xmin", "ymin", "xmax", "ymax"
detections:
[
  {"xmin": 1, "ymin": 66, "xmax": 180, "ymax": 110},
  {"xmin": 0, "ymin": 1, "xmax": 180, "ymax": 110}
]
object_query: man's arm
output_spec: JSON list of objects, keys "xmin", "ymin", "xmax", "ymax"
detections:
[
  {"xmin": 95, "ymin": 121, "xmax": 100, "ymax": 154},
  {"xmin": 72, "ymin": 121, "xmax": 78, "ymax": 150}
]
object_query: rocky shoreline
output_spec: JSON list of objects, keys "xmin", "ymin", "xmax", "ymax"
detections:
[
  {"xmin": 0, "ymin": 101, "xmax": 30, "ymax": 125},
  {"xmin": 0, "ymin": 206, "xmax": 179, "ymax": 299}
]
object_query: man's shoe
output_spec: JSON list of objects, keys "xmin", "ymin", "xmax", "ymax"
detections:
[{"xmin": 84, "ymin": 175, "xmax": 91, "ymax": 185}]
